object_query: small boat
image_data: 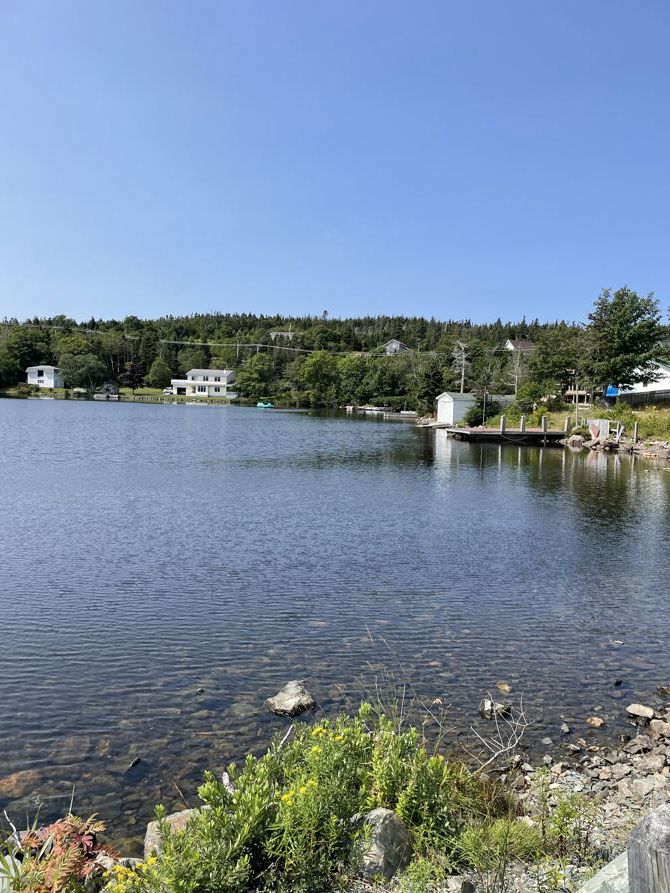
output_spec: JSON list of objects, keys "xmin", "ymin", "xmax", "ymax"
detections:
[{"xmin": 256, "ymin": 401, "xmax": 274, "ymax": 408}]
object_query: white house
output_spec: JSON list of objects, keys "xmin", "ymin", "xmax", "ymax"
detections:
[
  {"xmin": 618, "ymin": 360, "xmax": 670, "ymax": 406},
  {"xmin": 26, "ymin": 365, "xmax": 64, "ymax": 389},
  {"xmin": 170, "ymin": 368, "xmax": 236, "ymax": 398}
]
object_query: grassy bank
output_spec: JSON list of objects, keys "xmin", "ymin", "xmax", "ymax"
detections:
[
  {"xmin": 0, "ymin": 706, "xmax": 601, "ymax": 893},
  {"xmin": 487, "ymin": 404, "xmax": 670, "ymax": 441}
]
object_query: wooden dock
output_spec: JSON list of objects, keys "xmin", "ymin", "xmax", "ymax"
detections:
[{"xmin": 425, "ymin": 418, "xmax": 567, "ymax": 445}]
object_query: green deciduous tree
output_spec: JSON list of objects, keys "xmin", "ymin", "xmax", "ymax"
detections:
[
  {"xmin": 299, "ymin": 350, "xmax": 339, "ymax": 406},
  {"xmin": 145, "ymin": 356, "xmax": 173, "ymax": 389},
  {"xmin": 585, "ymin": 286, "xmax": 665, "ymax": 391},
  {"xmin": 59, "ymin": 353, "xmax": 108, "ymax": 389},
  {"xmin": 0, "ymin": 347, "xmax": 20, "ymax": 387},
  {"xmin": 236, "ymin": 353, "xmax": 275, "ymax": 399}
]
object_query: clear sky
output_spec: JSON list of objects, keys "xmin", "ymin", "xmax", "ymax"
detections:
[{"xmin": 1, "ymin": 1, "xmax": 669, "ymax": 323}]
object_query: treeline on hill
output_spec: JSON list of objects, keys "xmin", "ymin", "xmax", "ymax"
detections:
[{"xmin": 0, "ymin": 288, "xmax": 667, "ymax": 411}]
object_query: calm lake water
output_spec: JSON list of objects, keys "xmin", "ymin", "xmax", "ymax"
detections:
[{"xmin": 1, "ymin": 399, "xmax": 669, "ymax": 851}]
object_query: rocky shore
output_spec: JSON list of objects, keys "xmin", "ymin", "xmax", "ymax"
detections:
[
  {"xmin": 5, "ymin": 684, "xmax": 670, "ymax": 893},
  {"xmin": 565, "ymin": 433, "xmax": 670, "ymax": 461}
]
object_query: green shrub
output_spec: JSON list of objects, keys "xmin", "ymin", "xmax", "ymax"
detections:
[
  {"xmin": 104, "ymin": 707, "xmax": 510, "ymax": 893},
  {"xmin": 463, "ymin": 399, "xmax": 501, "ymax": 427}
]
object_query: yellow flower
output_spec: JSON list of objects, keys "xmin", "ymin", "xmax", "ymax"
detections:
[
  {"xmin": 308, "ymin": 778, "xmax": 317, "ymax": 787},
  {"xmin": 310, "ymin": 745, "xmax": 321, "ymax": 754},
  {"xmin": 334, "ymin": 734, "xmax": 343, "ymax": 741},
  {"xmin": 281, "ymin": 791, "xmax": 295, "ymax": 802},
  {"xmin": 299, "ymin": 785, "xmax": 307, "ymax": 794}
]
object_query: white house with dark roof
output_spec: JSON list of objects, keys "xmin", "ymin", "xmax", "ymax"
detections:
[
  {"xmin": 26, "ymin": 365, "xmax": 64, "ymax": 389},
  {"xmin": 170, "ymin": 368, "xmax": 236, "ymax": 398}
]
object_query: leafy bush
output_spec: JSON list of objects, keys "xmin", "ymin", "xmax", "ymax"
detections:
[
  {"xmin": 104, "ymin": 707, "xmax": 509, "ymax": 893},
  {"xmin": 463, "ymin": 399, "xmax": 501, "ymax": 427}
]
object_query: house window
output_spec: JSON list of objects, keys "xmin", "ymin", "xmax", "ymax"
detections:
[
  {"xmin": 197, "ymin": 385, "xmax": 206, "ymax": 393},
  {"xmin": 203, "ymin": 376, "xmax": 209, "ymax": 381},
  {"xmin": 214, "ymin": 376, "xmax": 220, "ymax": 382},
  {"xmin": 214, "ymin": 386, "xmax": 220, "ymax": 392},
  {"xmin": 37, "ymin": 369, "xmax": 44, "ymax": 377},
  {"xmin": 190, "ymin": 376, "xmax": 195, "ymax": 381}
]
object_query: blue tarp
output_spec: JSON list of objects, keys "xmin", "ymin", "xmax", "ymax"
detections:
[{"xmin": 605, "ymin": 385, "xmax": 619, "ymax": 397}]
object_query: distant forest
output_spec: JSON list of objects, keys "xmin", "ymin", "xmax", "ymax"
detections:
[{"xmin": 1, "ymin": 287, "xmax": 668, "ymax": 410}]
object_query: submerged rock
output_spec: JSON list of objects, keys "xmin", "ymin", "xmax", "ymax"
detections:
[
  {"xmin": 266, "ymin": 680, "xmax": 316, "ymax": 717},
  {"xmin": 358, "ymin": 808, "xmax": 412, "ymax": 880},
  {"xmin": 0, "ymin": 768, "xmax": 41, "ymax": 798},
  {"xmin": 586, "ymin": 716, "xmax": 605, "ymax": 729}
]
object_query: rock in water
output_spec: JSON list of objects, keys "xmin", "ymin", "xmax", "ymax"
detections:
[
  {"xmin": 144, "ymin": 808, "xmax": 200, "ymax": 858},
  {"xmin": 479, "ymin": 698, "xmax": 512, "ymax": 720},
  {"xmin": 266, "ymin": 680, "xmax": 316, "ymax": 717},
  {"xmin": 358, "ymin": 808, "xmax": 412, "ymax": 879},
  {"xmin": 586, "ymin": 716, "xmax": 605, "ymax": 728},
  {"xmin": 626, "ymin": 703, "xmax": 654, "ymax": 720}
]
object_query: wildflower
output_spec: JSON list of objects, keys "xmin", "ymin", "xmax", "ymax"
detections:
[
  {"xmin": 334, "ymin": 734, "xmax": 343, "ymax": 741},
  {"xmin": 281, "ymin": 791, "xmax": 295, "ymax": 802},
  {"xmin": 299, "ymin": 785, "xmax": 307, "ymax": 794},
  {"xmin": 308, "ymin": 779, "xmax": 317, "ymax": 787},
  {"xmin": 310, "ymin": 745, "xmax": 321, "ymax": 754}
]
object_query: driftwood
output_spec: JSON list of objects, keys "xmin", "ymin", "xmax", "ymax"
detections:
[{"xmin": 628, "ymin": 803, "xmax": 670, "ymax": 893}]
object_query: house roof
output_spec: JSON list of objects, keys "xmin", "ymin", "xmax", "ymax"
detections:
[
  {"xmin": 436, "ymin": 391, "xmax": 476, "ymax": 402},
  {"xmin": 380, "ymin": 339, "xmax": 410, "ymax": 350},
  {"xmin": 505, "ymin": 339, "xmax": 536, "ymax": 352},
  {"xmin": 186, "ymin": 368, "xmax": 234, "ymax": 375},
  {"xmin": 26, "ymin": 365, "xmax": 60, "ymax": 372}
]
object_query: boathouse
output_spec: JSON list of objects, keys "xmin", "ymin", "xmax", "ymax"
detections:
[{"xmin": 435, "ymin": 392, "xmax": 476, "ymax": 425}]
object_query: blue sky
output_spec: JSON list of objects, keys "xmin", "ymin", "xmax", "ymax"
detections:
[{"xmin": 1, "ymin": 1, "xmax": 669, "ymax": 323}]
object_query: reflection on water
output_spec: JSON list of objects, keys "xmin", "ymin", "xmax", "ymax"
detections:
[{"xmin": 0, "ymin": 402, "xmax": 669, "ymax": 852}]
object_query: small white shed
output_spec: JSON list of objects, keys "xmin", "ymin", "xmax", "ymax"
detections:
[
  {"xmin": 435, "ymin": 392, "xmax": 476, "ymax": 425},
  {"xmin": 26, "ymin": 365, "xmax": 64, "ymax": 389}
]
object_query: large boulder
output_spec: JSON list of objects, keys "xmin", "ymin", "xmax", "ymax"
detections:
[
  {"xmin": 266, "ymin": 680, "xmax": 316, "ymax": 717},
  {"xmin": 358, "ymin": 808, "xmax": 412, "ymax": 880},
  {"xmin": 144, "ymin": 808, "xmax": 200, "ymax": 858}
]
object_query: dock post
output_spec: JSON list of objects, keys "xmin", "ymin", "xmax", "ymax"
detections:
[
  {"xmin": 633, "ymin": 421, "xmax": 639, "ymax": 443},
  {"xmin": 628, "ymin": 803, "xmax": 670, "ymax": 892},
  {"xmin": 520, "ymin": 415, "xmax": 526, "ymax": 432},
  {"xmin": 499, "ymin": 415, "xmax": 506, "ymax": 434},
  {"xmin": 564, "ymin": 416, "xmax": 570, "ymax": 433},
  {"xmin": 541, "ymin": 414, "xmax": 547, "ymax": 445}
]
